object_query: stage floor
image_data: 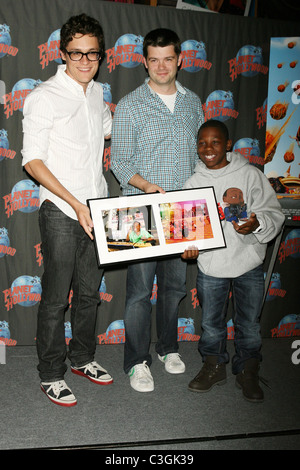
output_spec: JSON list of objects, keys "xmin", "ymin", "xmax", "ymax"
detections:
[{"xmin": 1, "ymin": 338, "xmax": 299, "ymax": 451}]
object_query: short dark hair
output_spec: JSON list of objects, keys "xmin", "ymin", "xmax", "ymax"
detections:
[
  {"xmin": 143, "ymin": 28, "xmax": 181, "ymax": 59},
  {"xmin": 198, "ymin": 119, "xmax": 229, "ymax": 141},
  {"xmin": 60, "ymin": 13, "xmax": 105, "ymax": 59}
]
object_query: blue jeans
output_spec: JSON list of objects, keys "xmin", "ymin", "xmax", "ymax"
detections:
[
  {"xmin": 37, "ymin": 201, "xmax": 103, "ymax": 382},
  {"xmin": 196, "ymin": 265, "xmax": 264, "ymax": 375},
  {"xmin": 123, "ymin": 257, "xmax": 187, "ymax": 373}
]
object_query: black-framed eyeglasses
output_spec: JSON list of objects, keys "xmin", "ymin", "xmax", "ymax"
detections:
[{"xmin": 65, "ymin": 50, "xmax": 101, "ymax": 61}]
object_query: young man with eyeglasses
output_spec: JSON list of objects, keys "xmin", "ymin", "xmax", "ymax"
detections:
[{"xmin": 21, "ymin": 13, "xmax": 113, "ymax": 407}]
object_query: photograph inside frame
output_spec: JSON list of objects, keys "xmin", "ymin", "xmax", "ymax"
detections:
[
  {"xmin": 88, "ymin": 188, "xmax": 225, "ymax": 265},
  {"xmin": 102, "ymin": 204, "xmax": 160, "ymax": 252},
  {"xmin": 160, "ymin": 199, "xmax": 213, "ymax": 245}
]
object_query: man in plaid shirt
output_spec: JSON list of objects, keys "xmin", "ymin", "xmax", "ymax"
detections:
[{"xmin": 111, "ymin": 28, "xmax": 204, "ymax": 393}]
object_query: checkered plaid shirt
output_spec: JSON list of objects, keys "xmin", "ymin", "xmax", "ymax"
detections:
[{"xmin": 111, "ymin": 79, "xmax": 204, "ymax": 195}]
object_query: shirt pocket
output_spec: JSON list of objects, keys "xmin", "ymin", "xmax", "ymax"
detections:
[{"xmin": 179, "ymin": 112, "xmax": 199, "ymax": 142}]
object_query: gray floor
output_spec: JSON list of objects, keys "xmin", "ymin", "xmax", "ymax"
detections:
[{"xmin": 1, "ymin": 338, "xmax": 299, "ymax": 451}]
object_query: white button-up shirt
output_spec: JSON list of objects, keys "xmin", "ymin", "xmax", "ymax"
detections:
[{"xmin": 21, "ymin": 64, "xmax": 112, "ymax": 220}]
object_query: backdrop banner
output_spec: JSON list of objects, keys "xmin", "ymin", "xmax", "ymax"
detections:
[{"xmin": 0, "ymin": 0, "xmax": 299, "ymax": 346}]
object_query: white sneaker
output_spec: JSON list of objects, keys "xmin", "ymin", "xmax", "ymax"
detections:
[
  {"xmin": 158, "ymin": 353, "xmax": 186, "ymax": 374},
  {"xmin": 128, "ymin": 361, "xmax": 154, "ymax": 392}
]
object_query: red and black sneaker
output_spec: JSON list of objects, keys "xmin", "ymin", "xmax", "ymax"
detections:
[
  {"xmin": 41, "ymin": 380, "xmax": 77, "ymax": 407},
  {"xmin": 71, "ymin": 361, "xmax": 113, "ymax": 385}
]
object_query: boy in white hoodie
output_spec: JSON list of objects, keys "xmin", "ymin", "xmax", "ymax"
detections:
[{"xmin": 183, "ymin": 120, "xmax": 284, "ymax": 402}]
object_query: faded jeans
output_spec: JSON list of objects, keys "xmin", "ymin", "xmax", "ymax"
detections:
[
  {"xmin": 196, "ymin": 265, "xmax": 264, "ymax": 374},
  {"xmin": 123, "ymin": 257, "xmax": 187, "ymax": 373}
]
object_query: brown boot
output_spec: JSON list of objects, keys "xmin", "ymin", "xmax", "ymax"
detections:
[
  {"xmin": 236, "ymin": 358, "xmax": 264, "ymax": 403},
  {"xmin": 188, "ymin": 356, "xmax": 226, "ymax": 392}
]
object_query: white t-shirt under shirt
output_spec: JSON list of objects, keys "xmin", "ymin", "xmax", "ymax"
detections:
[
  {"xmin": 156, "ymin": 91, "xmax": 177, "ymax": 113},
  {"xmin": 21, "ymin": 64, "xmax": 112, "ymax": 220}
]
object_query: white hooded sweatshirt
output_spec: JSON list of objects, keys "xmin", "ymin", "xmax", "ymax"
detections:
[{"xmin": 183, "ymin": 151, "xmax": 285, "ymax": 278}]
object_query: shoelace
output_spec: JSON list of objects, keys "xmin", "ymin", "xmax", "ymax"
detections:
[
  {"xmin": 83, "ymin": 361, "xmax": 104, "ymax": 377},
  {"xmin": 165, "ymin": 353, "xmax": 182, "ymax": 365},
  {"xmin": 134, "ymin": 361, "xmax": 152, "ymax": 379},
  {"xmin": 48, "ymin": 380, "xmax": 70, "ymax": 395}
]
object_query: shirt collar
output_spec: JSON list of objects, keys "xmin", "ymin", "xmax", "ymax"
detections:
[
  {"xmin": 144, "ymin": 78, "xmax": 186, "ymax": 96},
  {"xmin": 56, "ymin": 64, "xmax": 94, "ymax": 95}
]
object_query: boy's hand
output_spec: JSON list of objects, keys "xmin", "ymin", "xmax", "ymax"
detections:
[
  {"xmin": 181, "ymin": 246, "xmax": 199, "ymax": 260},
  {"xmin": 232, "ymin": 212, "xmax": 259, "ymax": 235}
]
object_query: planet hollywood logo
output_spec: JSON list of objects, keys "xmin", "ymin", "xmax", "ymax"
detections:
[
  {"xmin": 3, "ymin": 179, "xmax": 39, "ymax": 218},
  {"xmin": 203, "ymin": 90, "xmax": 239, "ymax": 122},
  {"xmin": 34, "ymin": 242, "xmax": 43, "ymax": 267},
  {"xmin": 227, "ymin": 319, "xmax": 235, "ymax": 340},
  {"xmin": 3, "ymin": 275, "xmax": 42, "ymax": 311},
  {"xmin": 0, "ymin": 321, "xmax": 16, "ymax": 346},
  {"xmin": 99, "ymin": 276, "xmax": 113, "ymax": 303},
  {"xmin": 256, "ymin": 98, "xmax": 267, "ymax": 130},
  {"xmin": 180, "ymin": 40, "xmax": 212, "ymax": 73},
  {"xmin": 265, "ymin": 273, "xmax": 286, "ymax": 302},
  {"xmin": 103, "ymin": 146, "xmax": 111, "ymax": 172},
  {"xmin": 98, "ymin": 320, "xmax": 125, "ymax": 344},
  {"xmin": 233, "ymin": 138, "xmax": 264, "ymax": 167},
  {"xmin": 99, "ymin": 82, "xmax": 114, "ymax": 172},
  {"xmin": 271, "ymin": 314, "xmax": 300, "ymax": 339},
  {"xmin": 101, "ymin": 82, "xmax": 112, "ymax": 105},
  {"xmin": 98, "ymin": 317, "xmax": 199, "ymax": 345},
  {"xmin": 64, "ymin": 322, "xmax": 72, "ymax": 344},
  {"xmin": 106, "ymin": 34, "xmax": 144, "ymax": 73},
  {"xmin": 0, "ymin": 24, "xmax": 18, "ymax": 58},
  {"xmin": 0, "ymin": 129, "xmax": 16, "ymax": 161},
  {"xmin": 228, "ymin": 45, "xmax": 268, "ymax": 81},
  {"xmin": 178, "ymin": 317, "xmax": 199, "ymax": 341},
  {"xmin": 0, "ymin": 320, "xmax": 10, "ymax": 339},
  {"xmin": 191, "ymin": 287, "xmax": 199, "ymax": 309},
  {"xmin": 3, "ymin": 78, "xmax": 42, "ymax": 119},
  {"xmin": 0, "ymin": 227, "xmax": 16, "ymax": 258},
  {"xmin": 150, "ymin": 275, "xmax": 157, "ymax": 305},
  {"xmin": 100, "ymin": 82, "xmax": 116, "ymax": 113},
  {"xmin": 38, "ymin": 29, "xmax": 62, "ymax": 69},
  {"xmin": 278, "ymin": 229, "xmax": 300, "ymax": 263}
]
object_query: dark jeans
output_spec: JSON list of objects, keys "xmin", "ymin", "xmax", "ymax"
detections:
[
  {"xmin": 123, "ymin": 257, "xmax": 187, "ymax": 373},
  {"xmin": 196, "ymin": 265, "xmax": 264, "ymax": 375},
  {"xmin": 37, "ymin": 201, "xmax": 103, "ymax": 382}
]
